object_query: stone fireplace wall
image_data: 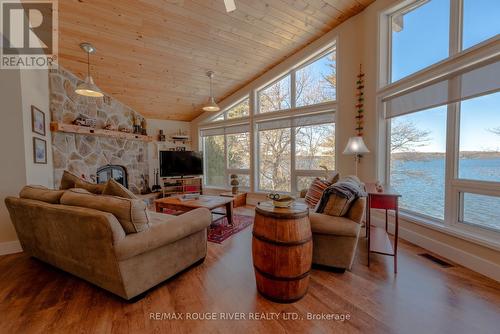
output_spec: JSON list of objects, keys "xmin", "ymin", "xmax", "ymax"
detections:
[{"xmin": 50, "ymin": 67, "xmax": 148, "ymax": 194}]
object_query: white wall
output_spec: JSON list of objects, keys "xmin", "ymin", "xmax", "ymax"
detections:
[
  {"xmin": 0, "ymin": 67, "xmax": 51, "ymax": 252},
  {"xmin": 0, "ymin": 68, "xmax": 26, "ymax": 247},
  {"xmin": 20, "ymin": 69, "xmax": 53, "ymax": 187},
  {"xmin": 146, "ymin": 119, "xmax": 191, "ymax": 186}
]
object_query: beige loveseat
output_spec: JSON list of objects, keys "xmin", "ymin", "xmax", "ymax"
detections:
[
  {"xmin": 309, "ymin": 197, "xmax": 366, "ymax": 271},
  {"xmin": 5, "ymin": 186, "xmax": 211, "ymax": 300}
]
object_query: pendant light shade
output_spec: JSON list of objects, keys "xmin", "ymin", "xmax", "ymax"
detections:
[
  {"xmin": 203, "ymin": 71, "xmax": 220, "ymax": 112},
  {"xmin": 75, "ymin": 75, "xmax": 103, "ymax": 97},
  {"xmin": 75, "ymin": 43, "xmax": 104, "ymax": 98}
]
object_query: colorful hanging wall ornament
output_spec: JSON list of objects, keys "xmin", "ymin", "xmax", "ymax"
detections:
[{"xmin": 355, "ymin": 64, "xmax": 365, "ymax": 136}]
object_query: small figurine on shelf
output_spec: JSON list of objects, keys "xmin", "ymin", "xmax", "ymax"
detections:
[
  {"xmin": 133, "ymin": 115, "xmax": 142, "ymax": 134},
  {"xmin": 141, "ymin": 118, "xmax": 148, "ymax": 135},
  {"xmin": 158, "ymin": 129, "xmax": 166, "ymax": 142},
  {"xmin": 230, "ymin": 174, "xmax": 239, "ymax": 195}
]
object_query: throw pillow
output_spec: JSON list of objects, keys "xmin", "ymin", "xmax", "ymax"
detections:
[
  {"xmin": 321, "ymin": 194, "xmax": 352, "ymax": 217},
  {"xmin": 103, "ymin": 179, "xmax": 137, "ymax": 199},
  {"xmin": 304, "ymin": 178, "xmax": 332, "ymax": 208},
  {"xmin": 317, "ymin": 176, "xmax": 366, "ymax": 217},
  {"xmin": 60, "ymin": 189, "xmax": 149, "ymax": 234},
  {"xmin": 19, "ymin": 185, "xmax": 65, "ymax": 204},
  {"xmin": 60, "ymin": 170, "xmax": 105, "ymax": 194}
]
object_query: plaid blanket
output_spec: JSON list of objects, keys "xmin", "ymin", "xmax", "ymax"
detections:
[{"xmin": 316, "ymin": 176, "xmax": 367, "ymax": 214}]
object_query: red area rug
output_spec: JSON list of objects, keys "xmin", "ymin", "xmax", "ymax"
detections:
[{"xmin": 207, "ymin": 214, "xmax": 253, "ymax": 244}]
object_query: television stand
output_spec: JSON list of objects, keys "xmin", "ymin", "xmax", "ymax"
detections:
[{"xmin": 161, "ymin": 176, "xmax": 202, "ymax": 197}]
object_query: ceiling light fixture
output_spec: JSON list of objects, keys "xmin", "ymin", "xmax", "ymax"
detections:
[
  {"xmin": 202, "ymin": 71, "xmax": 220, "ymax": 112},
  {"xmin": 75, "ymin": 42, "xmax": 104, "ymax": 97}
]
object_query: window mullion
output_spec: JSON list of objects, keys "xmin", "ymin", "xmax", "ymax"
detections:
[
  {"xmin": 449, "ymin": 0, "xmax": 463, "ymax": 56},
  {"xmin": 290, "ymin": 70, "xmax": 297, "ymax": 109}
]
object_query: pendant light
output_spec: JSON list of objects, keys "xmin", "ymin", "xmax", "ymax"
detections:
[
  {"xmin": 75, "ymin": 42, "xmax": 104, "ymax": 97},
  {"xmin": 202, "ymin": 71, "xmax": 220, "ymax": 112}
]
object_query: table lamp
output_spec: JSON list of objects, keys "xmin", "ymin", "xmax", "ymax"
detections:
[{"xmin": 343, "ymin": 136, "xmax": 370, "ymax": 176}]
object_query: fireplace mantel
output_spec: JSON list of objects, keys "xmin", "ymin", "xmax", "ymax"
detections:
[{"xmin": 50, "ymin": 122, "xmax": 153, "ymax": 142}]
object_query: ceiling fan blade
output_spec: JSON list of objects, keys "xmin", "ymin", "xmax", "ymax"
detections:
[{"xmin": 224, "ymin": 0, "xmax": 236, "ymax": 12}]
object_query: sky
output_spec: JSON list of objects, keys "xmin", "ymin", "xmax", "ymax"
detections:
[{"xmin": 391, "ymin": 0, "xmax": 500, "ymax": 152}]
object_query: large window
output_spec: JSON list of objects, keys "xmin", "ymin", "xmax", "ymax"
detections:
[
  {"xmin": 460, "ymin": 192, "xmax": 500, "ymax": 231},
  {"xmin": 201, "ymin": 125, "xmax": 250, "ymax": 189},
  {"xmin": 462, "ymin": 0, "xmax": 500, "ymax": 50},
  {"xmin": 258, "ymin": 47, "xmax": 337, "ymax": 113},
  {"xmin": 258, "ymin": 128, "xmax": 291, "ymax": 192},
  {"xmin": 200, "ymin": 45, "xmax": 337, "ymax": 194},
  {"xmin": 458, "ymin": 93, "xmax": 500, "ymax": 183},
  {"xmin": 227, "ymin": 132, "xmax": 250, "ymax": 169},
  {"xmin": 382, "ymin": 0, "xmax": 500, "ymax": 240},
  {"xmin": 257, "ymin": 114, "xmax": 335, "ymax": 193},
  {"xmin": 296, "ymin": 51, "xmax": 336, "ymax": 107},
  {"xmin": 258, "ymin": 76, "xmax": 291, "ymax": 113},
  {"xmin": 203, "ymin": 135, "xmax": 225, "ymax": 187},
  {"xmin": 389, "ymin": 107, "xmax": 447, "ymax": 220},
  {"xmin": 209, "ymin": 97, "xmax": 249, "ymax": 122},
  {"xmin": 390, "ymin": 0, "xmax": 450, "ymax": 82}
]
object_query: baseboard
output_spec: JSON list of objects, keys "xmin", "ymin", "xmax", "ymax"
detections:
[
  {"xmin": 0, "ymin": 240, "xmax": 22, "ymax": 256},
  {"xmin": 370, "ymin": 215, "xmax": 500, "ymax": 282}
]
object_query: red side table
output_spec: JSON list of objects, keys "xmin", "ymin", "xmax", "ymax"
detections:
[{"xmin": 365, "ymin": 183, "xmax": 401, "ymax": 273}]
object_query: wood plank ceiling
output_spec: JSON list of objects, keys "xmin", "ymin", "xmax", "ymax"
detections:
[{"xmin": 58, "ymin": 0, "xmax": 374, "ymax": 121}]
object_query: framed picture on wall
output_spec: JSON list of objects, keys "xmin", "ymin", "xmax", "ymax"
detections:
[
  {"xmin": 31, "ymin": 105, "xmax": 46, "ymax": 136},
  {"xmin": 33, "ymin": 137, "xmax": 47, "ymax": 164}
]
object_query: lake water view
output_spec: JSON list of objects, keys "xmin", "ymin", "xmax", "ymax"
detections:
[{"xmin": 391, "ymin": 157, "xmax": 500, "ymax": 231}]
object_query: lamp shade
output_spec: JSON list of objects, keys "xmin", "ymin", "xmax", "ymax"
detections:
[
  {"xmin": 75, "ymin": 76, "xmax": 104, "ymax": 97},
  {"xmin": 343, "ymin": 136, "xmax": 370, "ymax": 155},
  {"xmin": 202, "ymin": 96, "xmax": 220, "ymax": 112}
]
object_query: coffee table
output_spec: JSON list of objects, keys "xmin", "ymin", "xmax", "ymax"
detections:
[{"xmin": 154, "ymin": 195, "xmax": 234, "ymax": 225}]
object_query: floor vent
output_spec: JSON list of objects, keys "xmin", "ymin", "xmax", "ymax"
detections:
[{"xmin": 418, "ymin": 253, "xmax": 454, "ymax": 268}]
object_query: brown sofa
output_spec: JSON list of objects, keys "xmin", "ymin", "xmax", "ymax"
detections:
[
  {"xmin": 310, "ymin": 197, "xmax": 366, "ymax": 271},
  {"xmin": 5, "ymin": 187, "xmax": 212, "ymax": 300}
]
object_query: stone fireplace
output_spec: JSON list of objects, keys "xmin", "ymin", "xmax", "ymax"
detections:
[
  {"xmin": 50, "ymin": 66, "xmax": 149, "ymax": 194},
  {"xmin": 97, "ymin": 165, "xmax": 128, "ymax": 188}
]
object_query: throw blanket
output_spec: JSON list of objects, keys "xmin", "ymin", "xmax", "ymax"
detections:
[{"xmin": 316, "ymin": 176, "xmax": 367, "ymax": 214}]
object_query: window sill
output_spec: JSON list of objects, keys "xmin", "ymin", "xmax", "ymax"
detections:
[{"xmin": 387, "ymin": 210, "xmax": 500, "ymax": 252}]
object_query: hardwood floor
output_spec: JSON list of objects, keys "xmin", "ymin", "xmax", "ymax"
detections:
[{"xmin": 1, "ymin": 206, "xmax": 499, "ymax": 334}]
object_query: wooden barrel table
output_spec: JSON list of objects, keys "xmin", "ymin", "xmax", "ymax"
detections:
[{"xmin": 252, "ymin": 201, "xmax": 312, "ymax": 303}]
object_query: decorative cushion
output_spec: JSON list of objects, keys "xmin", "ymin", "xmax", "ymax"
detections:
[
  {"xmin": 317, "ymin": 176, "xmax": 366, "ymax": 217},
  {"xmin": 321, "ymin": 194, "xmax": 352, "ymax": 217},
  {"xmin": 102, "ymin": 179, "xmax": 137, "ymax": 199},
  {"xmin": 19, "ymin": 185, "xmax": 65, "ymax": 204},
  {"xmin": 304, "ymin": 178, "xmax": 332, "ymax": 208},
  {"xmin": 60, "ymin": 189, "xmax": 150, "ymax": 234},
  {"xmin": 60, "ymin": 170, "xmax": 105, "ymax": 194}
]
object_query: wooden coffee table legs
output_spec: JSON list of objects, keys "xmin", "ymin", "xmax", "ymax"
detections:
[{"xmin": 225, "ymin": 201, "xmax": 234, "ymax": 225}]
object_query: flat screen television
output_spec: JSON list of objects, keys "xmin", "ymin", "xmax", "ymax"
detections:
[{"xmin": 159, "ymin": 151, "xmax": 203, "ymax": 177}]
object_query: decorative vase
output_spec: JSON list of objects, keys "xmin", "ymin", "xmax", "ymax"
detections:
[{"xmin": 230, "ymin": 174, "xmax": 239, "ymax": 194}]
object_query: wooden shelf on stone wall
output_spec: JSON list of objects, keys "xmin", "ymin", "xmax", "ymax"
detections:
[{"xmin": 50, "ymin": 122, "xmax": 153, "ymax": 142}]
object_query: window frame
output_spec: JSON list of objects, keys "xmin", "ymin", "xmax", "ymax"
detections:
[
  {"xmin": 256, "ymin": 46, "xmax": 337, "ymax": 114},
  {"xmin": 199, "ymin": 44, "xmax": 338, "ymax": 194},
  {"xmin": 379, "ymin": 0, "xmax": 500, "ymax": 246},
  {"xmin": 255, "ymin": 119, "xmax": 336, "ymax": 194}
]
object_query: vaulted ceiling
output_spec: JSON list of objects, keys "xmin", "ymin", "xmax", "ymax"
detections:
[{"xmin": 58, "ymin": 0, "xmax": 374, "ymax": 121}]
